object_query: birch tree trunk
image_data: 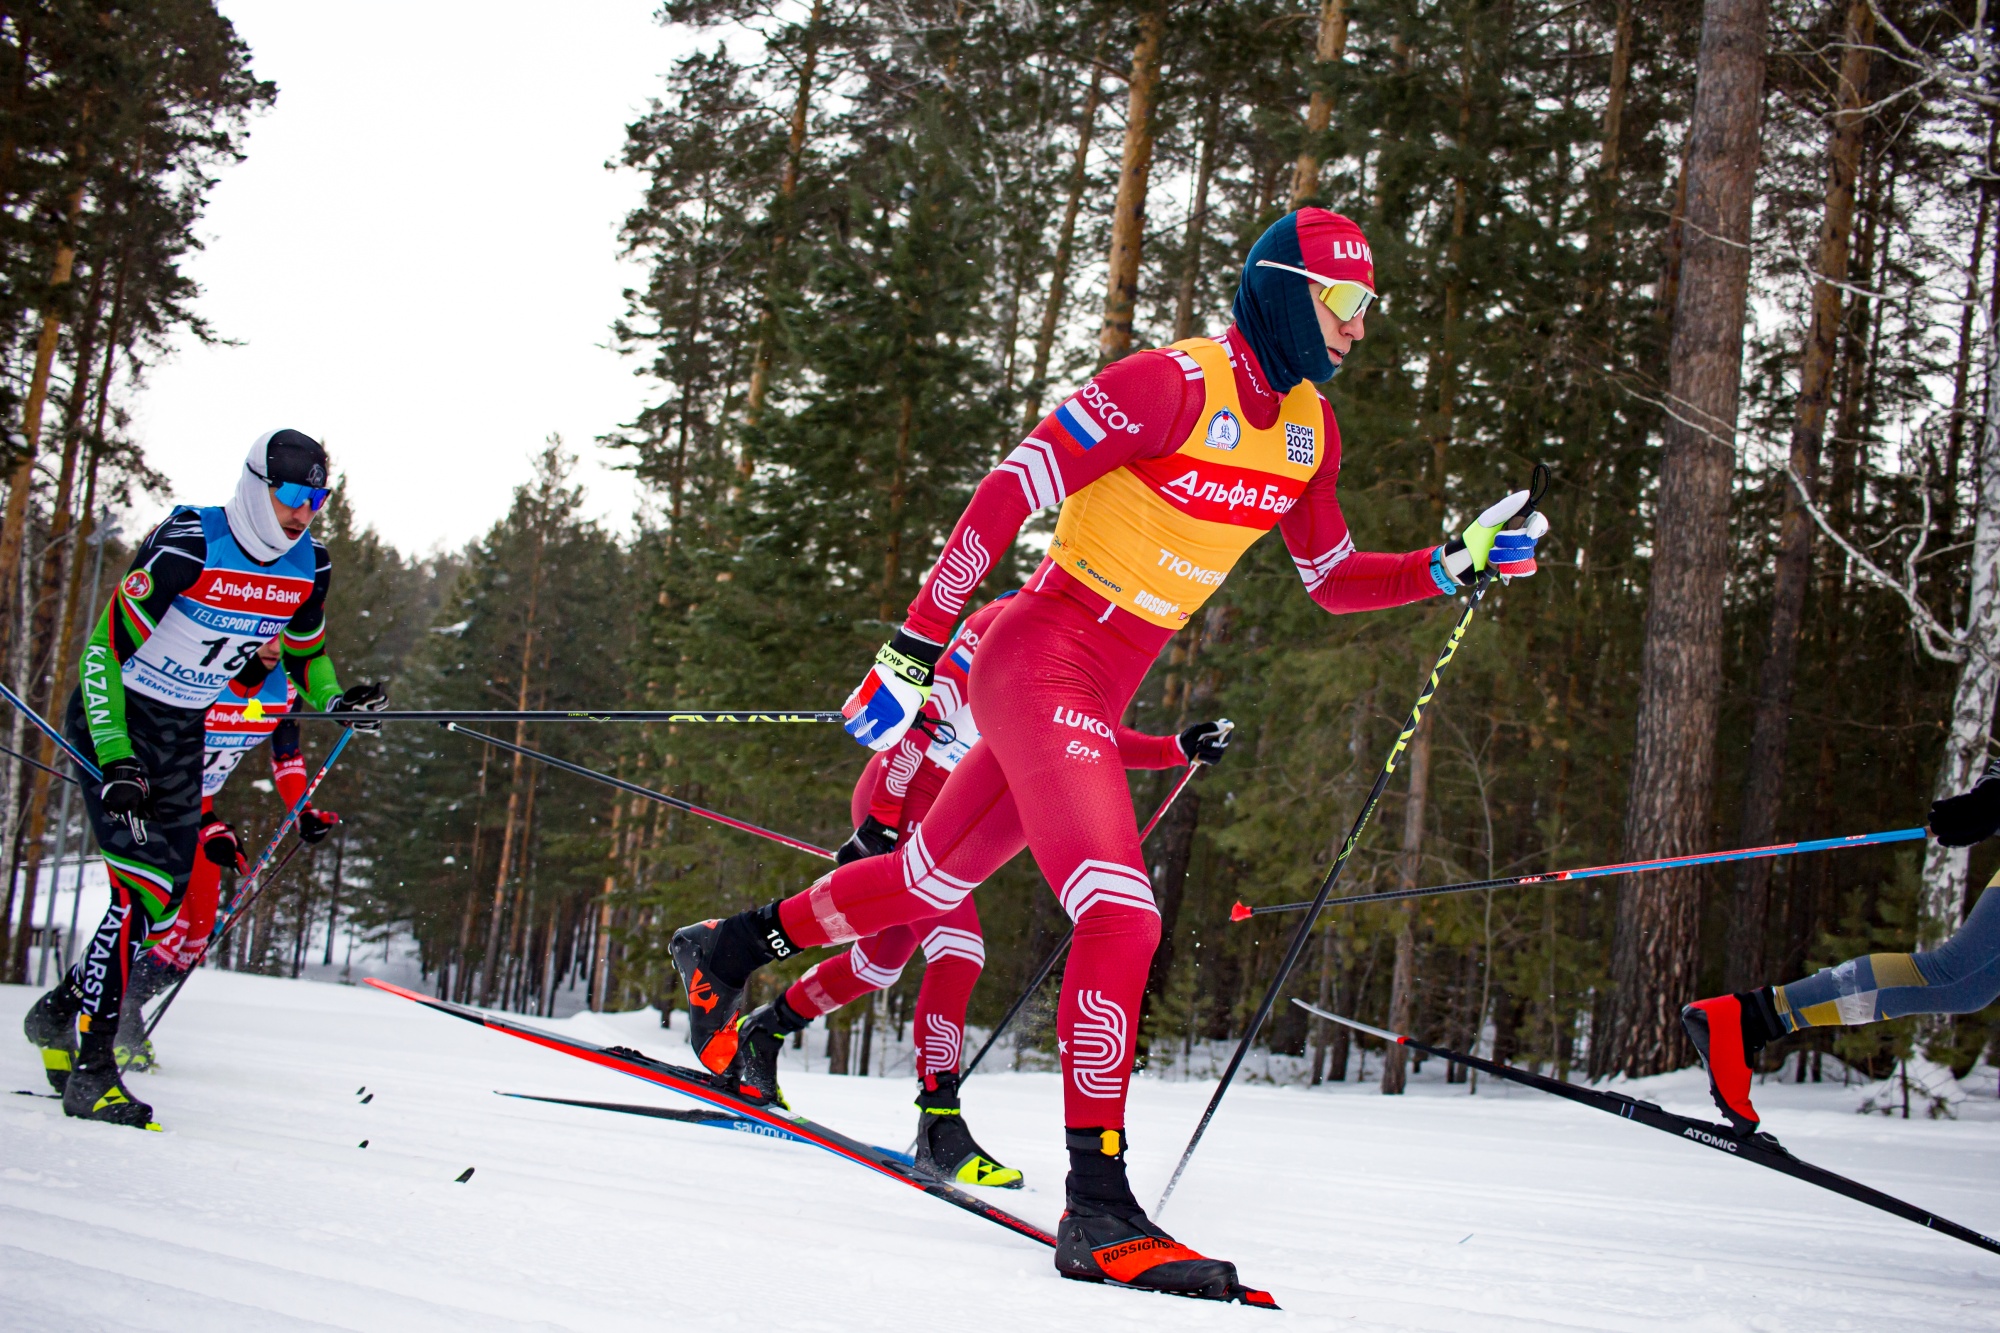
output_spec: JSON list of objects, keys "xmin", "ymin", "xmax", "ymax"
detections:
[
  {"xmin": 1921, "ymin": 321, "xmax": 2000, "ymax": 930},
  {"xmin": 1728, "ymin": 0, "xmax": 1872, "ymax": 989},
  {"xmin": 1609, "ymin": 0, "xmax": 1768, "ymax": 1077}
]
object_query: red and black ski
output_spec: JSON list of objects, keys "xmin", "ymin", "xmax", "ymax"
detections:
[
  {"xmin": 1296, "ymin": 1000, "xmax": 2000, "ymax": 1258},
  {"xmin": 365, "ymin": 978, "xmax": 1055, "ymax": 1248}
]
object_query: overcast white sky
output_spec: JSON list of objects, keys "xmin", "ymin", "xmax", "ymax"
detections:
[{"xmin": 127, "ymin": 2, "xmax": 699, "ymax": 554}]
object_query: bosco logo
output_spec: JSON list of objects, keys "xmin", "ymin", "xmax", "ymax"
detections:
[
  {"xmin": 1078, "ymin": 382, "xmax": 1143, "ymax": 435},
  {"xmin": 121, "ymin": 570, "xmax": 152, "ymax": 601}
]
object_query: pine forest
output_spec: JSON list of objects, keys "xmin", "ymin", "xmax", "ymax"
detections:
[{"xmin": 1, "ymin": 0, "xmax": 1997, "ymax": 1099}]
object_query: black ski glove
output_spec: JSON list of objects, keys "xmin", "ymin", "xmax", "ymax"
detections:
[
  {"xmin": 199, "ymin": 818, "xmax": 246, "ymax": 871},
  {"xmin": 1177, "ymin": 718, "xmax": 1234, "ymax": 766},
  {"xmin": 100, "ymin": 757, "xmax": 152, "ymax": 819},
  {"xmin": 1931, "ymin": 760, "xmax": 2000, "ymax": 847},
  {"xmin": 328, "ymin": 681, "xmax": 389, "ymax": 734},
  {"xmin": 835, "ymin": 815, "xmax": 898, "ymax": 866},
  {"xmin": 297, "ymin": 806, "xmax": 340, "ymax": 845}
]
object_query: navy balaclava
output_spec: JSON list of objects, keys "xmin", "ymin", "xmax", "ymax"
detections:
[{"xmin": 1231, "ymin": 208, "xmax": 1377, "ymax": 393}]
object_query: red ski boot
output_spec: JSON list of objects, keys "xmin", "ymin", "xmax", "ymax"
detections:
[{"xmin": 1681, "ymin": 987, "xmax": 1783, "ymax": 1136}]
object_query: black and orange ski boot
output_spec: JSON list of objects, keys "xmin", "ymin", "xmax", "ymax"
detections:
[
  {"xmin": 23, "ymin": 975, "xmax": 83, "ymax": 1094},
  {"xmin": 1681, "ymin": 986, "xmax": 1784, "ymax": 1136},
  {"xmin": 729, "ymin": 997, "xmax": 807, "ymax": 1106},
  {"xmin": 669, "ymin": 904, "xmax": 798, "ymax": 1075},
  {"xmin": 62, "ymin": 1023, "xmax": 160, "ymax": 1130},
  {"xmin": 1054, "ymin": 1128, "xmax": 1275, "ymax": 1307}
]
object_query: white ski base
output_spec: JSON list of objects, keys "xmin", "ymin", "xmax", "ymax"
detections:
[{"xmin": 4, "ymin": 971, "xmax": 1999, "ymax": 1330}]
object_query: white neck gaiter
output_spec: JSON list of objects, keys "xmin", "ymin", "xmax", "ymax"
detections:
[{"xmin": 223, "ymin": 430, "xmax": 303, "ymax": 563}]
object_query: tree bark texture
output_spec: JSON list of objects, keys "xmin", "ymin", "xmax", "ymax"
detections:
[
  {"xmin": 1022, "ymin": 25, "xmax": 1107, "ymax": 429},
  {"xmin": 743, "ymin": 0, "xmax": 824, "ymax": 433},
  {"xmin": 1098, "ymin": 0, "xmax": 1164, "ymax": 366},
  {"xmin": 1288, "ymin": 0, "xmax": 1349, "ymax": 208},
  {"xmin": 1728, "ymin": 0, "xmax": 1872, "ymax": 990},
  {"xmin": 1610, "ymin": 0, "xmax": 1768, "ymax": 1077},
  {"xmin": 481, "ymin": 526, "xmax": 545, "ymax": 1004}
]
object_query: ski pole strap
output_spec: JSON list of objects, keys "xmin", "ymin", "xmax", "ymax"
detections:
[
  {"xmin": 1230, "ymin": 827, "xmax": 1928, "ymax": 919},
  {"xmin": 0, "ymin": 679, "xmax": 101, "ymax": 781},
  {"xmin": 1158, "ymin": 569, "xmax": 1492, "ymax": 1216},
  {"xmin": 293, "ymin": 708, "xmax": 845, "ymax": 724},
  {"xmin": 444, "ymin": 724, "xmax": 835, "ymax": 861}
]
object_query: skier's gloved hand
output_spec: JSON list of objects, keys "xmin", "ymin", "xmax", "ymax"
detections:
[
  {"xmin": 842, "ymin": 629, "xmax": 942, "ymax": 752},
  {"xmin": 1931, "ymin": 759, "xmax": 2000, "ymax": 847},
  {"xmin": 1177, "ymin": 718, "xmax": 1235, "ymax": 766},
  {"xmin": 328, "ymin": 681, "xmax": 389, "ymax": 734},
  {"xmin": 297, "ymin": 806, "xmax": 339, "ymax": 845},
  {"xmin": 1490, "ymin": 511, "xmax": 1550, "ymax": 581},
  {"xmin": 100, "ymin": 757, "xmax": 152, "ymax": 819},
  {"xmin": 1431, "ymin": 488, "xmax": 1540, "ymax": 593},
  {"xmin": 835, "ymin": 815, "xmax": 898, "ymax": 866},
  {"xmin": 199, "ymin": 818, "xmax": 247, "ymax": 871}
]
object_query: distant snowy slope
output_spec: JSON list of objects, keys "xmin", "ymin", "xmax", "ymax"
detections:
[{"xmin": 4, "ymin": 972, "xmax": 1999, "ymax": 1331}]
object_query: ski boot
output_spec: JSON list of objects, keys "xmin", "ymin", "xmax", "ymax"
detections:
[
  {"xmin": 914, "ymin": 1071, "xmax": 1022, "ymax": 1188},
  {"xmin": 670, "ymin": 905, "xmax": 796, "ymax": 1075},
  {"xmin": 1055, "ymin": 1128, "xmax": 1274, "ymax": 1306},
  {"xmin": 62, "ymin": 1023, "xmax": 159, "ymax": 1130},
  {"xmin": 113, "ymin": 954, "xmax": 177, "ymax": 1073},
  {"xmin": 728, "ymin": 998, "xmax": 807, "ymax": 1107},
  {"xmin": 22, "ymin": 977, "xmax": 82, "ymax": 1094},
  {"xmin": 1681, "ymin": 986, "xmax": 1784, "ymax": 1136}
]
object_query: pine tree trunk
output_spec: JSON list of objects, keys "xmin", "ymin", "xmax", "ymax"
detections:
[
  {"xmin": 1288, "ymin": 0, "xmax": 1349, "ymax": 207},
  {"xmin": 743, "ymin": 0, "xmax": 823, "ymax": 433},
  {"xmin": 1097, "ymin": 1, "xmax": 1165, "ymax": 366},
  {"xmin": 1610, "ymin": 0, "xmax": 1768, "ymax": 1077},
  {"xmin": 592, "ymin": 794, "xmax": 622, "ymax": 1012},
  {"xmin": 480, "ymin": 527, "xmax": 545, "ymax": 1004},
  {"xmin": 1381, "ymin": 712, "xmax": 1433, "ymax": 1094},
  {"xmin": 1023, "ymin": 27, "xmax": 1108, "ymax": 428},
  {"xmin": 1729, "ymin": 1, "xmax": 1872, "ymax": 990},
  {"xmin": 1171, "ymin": 91, "xmax": 1221, "ymax": 343}
]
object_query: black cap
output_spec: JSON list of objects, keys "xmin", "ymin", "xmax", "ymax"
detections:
[{"xmin": 261, "ymin": 429, "xmax": 328, "ymax": 488}]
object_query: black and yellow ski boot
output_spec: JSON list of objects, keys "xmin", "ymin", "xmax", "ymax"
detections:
[
  {"xmin": 63, "ymin": 1023, "xmax": 160, "ymax": 1130},
  {"xmin": 113, "ymin": 954, "xmax": 176, "ymax": 1072},
  {"xmin": 22, "ymin": 977, "xmax": 82, "ymax": 1094},
  {"xmin": 1054, "ymin": 1128, "xmax": 1274, "ymax": 1306},
  {"xmin": 729, "ymin": 997, "xmax": 808, "ymax": 1107},
  {"xmin": 914, "ymin": 1071, "xmax": 1023, "ymax": 1188}
]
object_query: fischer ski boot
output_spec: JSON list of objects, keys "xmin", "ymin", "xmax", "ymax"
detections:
[
  {"xmin": 22, "ymin": 978, "xmax": 82, "ymax": 1095},
  {"xmin": 114, "ymin": 954, "xmax": 177, "ymax": 1072},
  {"xmin": 914, "ymin": 1071, "xmax": 1022, "ymax": 1189},
  {"xmin": 1682, "ymin": 987, "xmax": 1784, "ymax": 1136},
  {"xmin": 728, "ymin": 997, "xmax": 807, "ymax": 1107},
  {"xmin": 670, "ymin": 906, "xmax": 797, "ymax": 1075},
  {"xmin": 1055, "ymin": 1128, "xmax": 1274, "ymax": 1306},
  {"xmin": 62, "ymin": 1023, "xmax": 159, "ymax": 1130}
]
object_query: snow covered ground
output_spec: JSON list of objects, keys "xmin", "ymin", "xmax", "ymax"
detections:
[{"xmin": 4, "ymin": 972, "xmax": 1999, "ymax": 1331}]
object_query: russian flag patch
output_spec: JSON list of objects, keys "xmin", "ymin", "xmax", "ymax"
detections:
[{"xmin": 1052, "ymin": 396, "xmax": 1107, "ymax": 452}]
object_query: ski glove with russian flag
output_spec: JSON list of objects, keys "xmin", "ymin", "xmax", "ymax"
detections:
[
  {"xmin": 842, "ymin": 630, "xmax": 944, "ymax": 751},
  {"xmin": 1430, "ymin": 489, "xmax": 1549, "ymax": 593}
]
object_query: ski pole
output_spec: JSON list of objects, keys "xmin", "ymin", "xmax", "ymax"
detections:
[
  {"xmin": 444, "ymin": 723, "xmax": 835, "ymax": 861},
  {"xmin": 294, "ymin": 708, "xmax": 845, "ymax": 725},
  {"xmin": 144, "ymin": 728, "xmax": 352, "ymax": 1037},
  {"xmin": 0, "ymin": 737, "xmax": 80, "ymax": 785},
  {"xmin": 1229, "ymin": 827, "xmax": 1929, "ymax": 920},
  {"xmin": 960, "ymin": 753, "xmax": 1214, "ymax": 1083},
  {"xmin": 0, "ymin": 679, "xmax": 101, "ymax": 780},
  {"xmin": 1158, "ymin": 467, "xmax": 1545, "ymax": 1214}
]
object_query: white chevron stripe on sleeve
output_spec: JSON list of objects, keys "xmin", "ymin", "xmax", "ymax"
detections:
[{"xmin": 998, "ymin": 438, "xmax": 1065, "ymax": 512}]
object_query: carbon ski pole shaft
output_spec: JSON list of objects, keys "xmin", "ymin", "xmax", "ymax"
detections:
[
  {"xmin": 294, "ymin": 708, "xmax": 844, "ymax": 724},
  {"xmin": 1232, "ymin": 827, "xmax": 1927, "ymax": 919},
  {"xmin": 366, "ymin": 978, "xmax": 1056, "ymax": 1248},
  {"xmin": 960, "ymin": 756, "xmax": 1211, "ymax": 1083},
  {"xmin": 1294, "ymin": 1000, "xmax": 2000, "ymax": 1258},
  {"xmin": 0, "ymin": 679, "xmax": 101, "ymax": 780},
  {"xmin": 444, "ymin": 724, "xmax": 834, "ymax": 860},
  {"xmin": 145, "ymin": 729, "xmax": 352, "ymax": 1037}
]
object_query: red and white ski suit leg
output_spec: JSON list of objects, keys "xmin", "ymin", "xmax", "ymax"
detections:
[{"xmin": 778, "ymin": 571, "xmax": 1172, "ymax": 1125}]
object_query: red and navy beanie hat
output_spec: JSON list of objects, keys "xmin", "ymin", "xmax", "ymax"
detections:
[{"xmin": 1232, "ymin": 208, "xmax": 1375, "ymax": 391}]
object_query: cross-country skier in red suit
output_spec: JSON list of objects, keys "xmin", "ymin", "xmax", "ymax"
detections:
[
  {"xmin": 723, "ymin": 590, "xmax": 1234, "ymax": 1193},
  {"xmin": 672, "ymin": 208, "xmax": 1551, "ymax": 1301}
]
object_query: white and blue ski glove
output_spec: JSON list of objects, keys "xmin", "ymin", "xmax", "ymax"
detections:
[
  {"xmin": 1430, "ymin": 489, "xmax": 1549, "ymax": 593},
  {"xmin": 842, "ymin": 630, "xmax": 943, "ymax": 751}
]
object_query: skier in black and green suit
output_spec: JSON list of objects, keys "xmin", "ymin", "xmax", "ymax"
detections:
[{"xmin": 21, "ymin": 429, "xmax": 385, "ymax": 1127}]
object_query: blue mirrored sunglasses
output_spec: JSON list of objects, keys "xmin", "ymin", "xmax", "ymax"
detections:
[{"xmin": 272, "ymin": 480, "xmax": 331, "ymax": 511}]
